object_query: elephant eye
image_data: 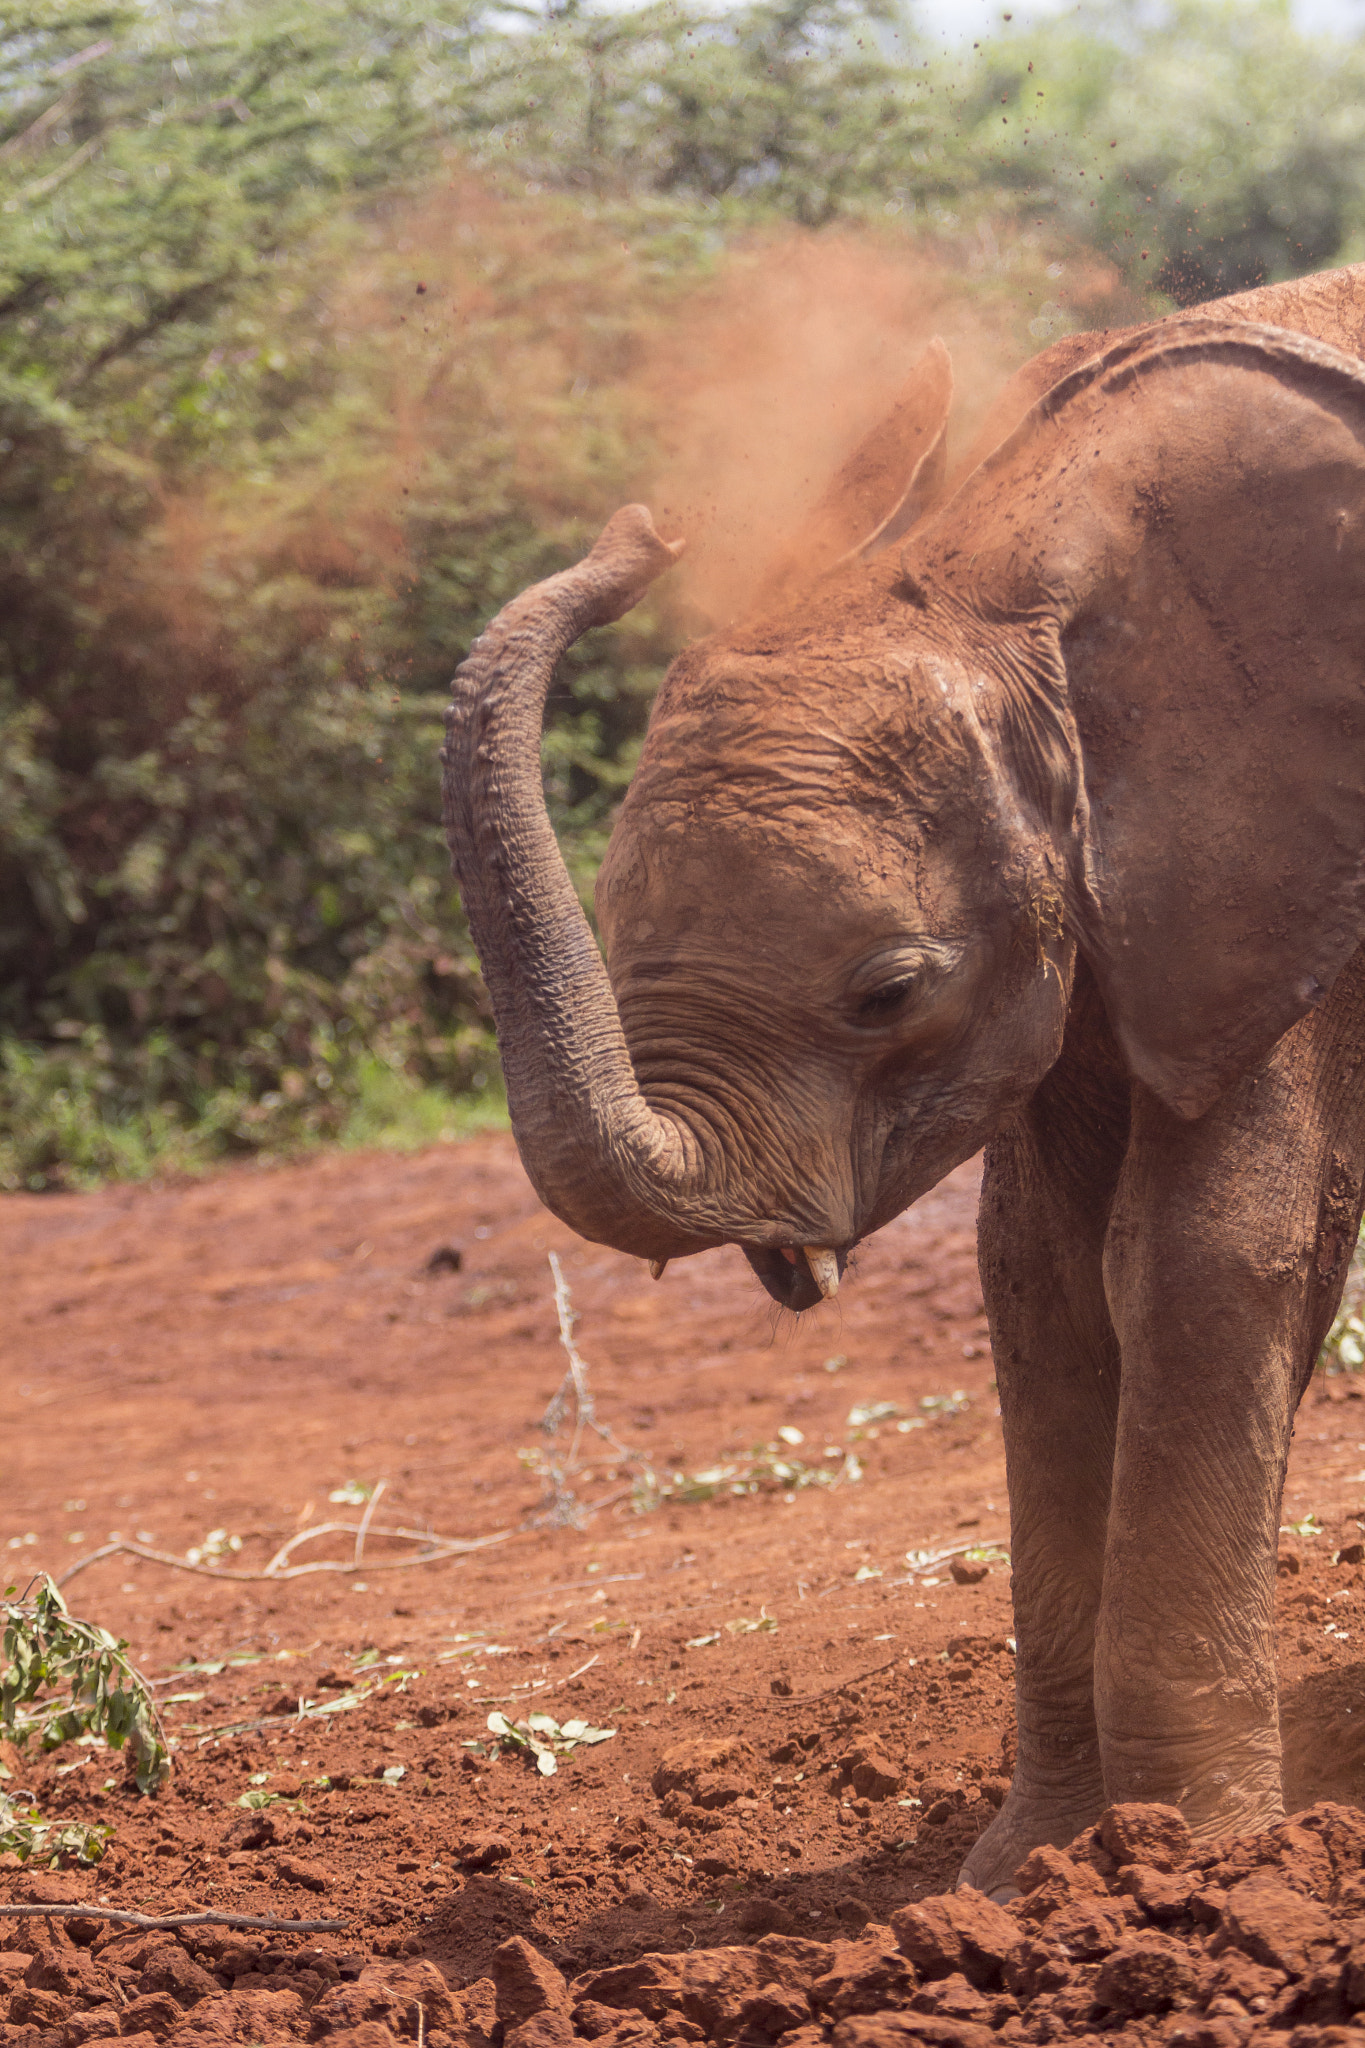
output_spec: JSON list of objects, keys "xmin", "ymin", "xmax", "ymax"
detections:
[{"xmin": 856, "ymin": 975, "xmax": 916, "ymax": 1023}]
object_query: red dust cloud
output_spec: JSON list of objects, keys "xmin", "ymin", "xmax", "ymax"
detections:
[
  {"xmin": 116, "ymin": 174, "xmax": 1137, "ymax": 662},
  {"xmin": 642, "ymin": 234, "xmax": 1024, "ymax": 623},
  {"xmin": 635, "ymin": 228, "xmax": 1134, "ymax": 626}
]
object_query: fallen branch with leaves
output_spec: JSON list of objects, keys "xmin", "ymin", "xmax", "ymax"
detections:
[
  {"xmin": 2, "ymin": 1578, "xmax": 168, "ymax": 1793},
  {"xmin": 2, "ymin": 1576, "xmax": 171, "ymax": 1866}
]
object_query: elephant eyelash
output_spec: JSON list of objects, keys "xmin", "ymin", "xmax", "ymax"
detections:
[{"xmin": 855, "ymin": 977, "xmax": 917, "ymax": 1021}]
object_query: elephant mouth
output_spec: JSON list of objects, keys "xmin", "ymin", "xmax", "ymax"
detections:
[{"xmin": 744, "ymin": 1243, "xmax": 849, "ymax": 1313}]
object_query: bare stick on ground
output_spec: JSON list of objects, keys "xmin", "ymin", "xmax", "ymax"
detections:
[
  {"xmin": 58, "ymin": 1518, "xmax": 508, "ymax": 1591},
  {"xmin": 529, "ymin": 1253, "xmax": 651, "ymax": 1527},
  {"xmin": 0, "ymin": 1905, "xmax": 346, "ymax": 1933}
]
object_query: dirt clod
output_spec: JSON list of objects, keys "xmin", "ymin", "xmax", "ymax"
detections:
[
  {"xmin": 1012, "ymin": 1844, "xmax": 1105, "ymax": 1921},
  {"xmin": 839, "ymin": 1746, "xmax": 902, "ymax": 1803},
  {"xmin": 1116, "ymin": 1860, "xmax": 1191, "ymax": 1919},
  {"xmin": 1097, "ymin": 1799, "xmax": 1193, "ymax": 1871},
  {"xmin": 810, "ymin": 1933, "xmax": 915, "ymax": 2020},
  {"xmin": 1218, "ymin": 1871, "xmax": 1335, "ymax": 1975},
  {"xmin": 652, "ymin": 1738, "xmax": 756, "ymax": 1803},
  {"xmin": 1092, "ymin": 1928, "xmax": 1198, "ymax": 2014},
  {"xmin": 136, "ymin": 1946, "xmax": 220, "ymax": 2006},
  {"xmin": 1039, "ymin": 1891, "xmax": 1139, "ymax": 1958},
  {"xmin": 458, "ymin": 1833, "xmax": 514, "ymax": 1872},
  {"xmin": 890, "ymin": 1890, "xmax": 1019, "ymax": 1987},
  {"xmin": 830, "ymin": 2010, "xmax": 996, "ymax": 2048},
  {"xmin": 276, "ymin": 1852, "xmax": 334, "ymax": 1891},
  {"xmin": 507, "ymin": 2011, "xmax": 578, "ymax": 2048},
  {"xmin": 495, "ymin": 1936, "xmax": 572, "ymax": 2026},
  {"xmin": 457, "ymin": 1975, "xmax": 500, "ymax": 2048}
]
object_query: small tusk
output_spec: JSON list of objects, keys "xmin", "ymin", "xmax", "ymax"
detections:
[
  {"xmin": 803, "ymin": 1246, "xmax": 839, "ymax": 1299},
  {"xmin": 649, "ymin": 1258, "xmax": 669, "ymax": 1281}
]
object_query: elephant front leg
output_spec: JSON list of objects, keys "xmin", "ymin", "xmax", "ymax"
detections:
[
  {"xmin": 960, "ymin": 1025, "xmax": 1129, "ymax": 1895},
  {"xmin": 1095, "ymin": 1388, "xmax": 1283, "ymax": 1837},
  {"xmin": 960, "ymin": 1357, "xmax": 1116, "ymax": 1895},
  {"xmin": 1096, "ymin": 1031, "xmax": 1365, "ymax": 1837}
]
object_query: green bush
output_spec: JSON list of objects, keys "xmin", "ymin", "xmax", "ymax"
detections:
[{"xmin": 0, "ymin": 6, "xmax": 690, "ymax": 1186}]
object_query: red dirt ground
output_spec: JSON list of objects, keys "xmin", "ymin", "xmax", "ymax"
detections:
[{"xmin": 6, "ymin": 1134, "xmax": 1365, "ymax": 2046}]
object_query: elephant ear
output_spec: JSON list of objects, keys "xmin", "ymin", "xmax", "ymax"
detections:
[
  {"xmin": 919, "ymin": 318, "xmax": 1365, "ymax": 1119},
  {"xmin": 753, "ymin": 336, "xmax": 953, "ymax": 609}
]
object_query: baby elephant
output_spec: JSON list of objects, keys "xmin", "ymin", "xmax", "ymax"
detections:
[{"xmin": 444, "ymin": 257, "xmax": 1365, "ymax": 1895}]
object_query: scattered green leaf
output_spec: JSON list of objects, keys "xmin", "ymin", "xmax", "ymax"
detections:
[
  {"xmin": 847, "ymin": 1401, "xmax": 902, "ymax": 1428},
  {"xmin": 0, "ymin": 1791, "xmax": 112, "ymax": 1868},
  {"xmin": 185, "ymin": 1529, "xmax": 241, "ymax": 1567},
  {"xmin": 634, "ymin": 1440, "xmax": 863, "ymax": 1511},
  {"xmin": 485, "ymin": 1709, "xmax": 615, "ymax": 1774},
  {"xmin": 235, "ymin": 1788, "xmax": 308, "ymax": 1812},
  {"xmin": 725, "ymin": 1610, "xmax": 777, "ymax": 1635}
]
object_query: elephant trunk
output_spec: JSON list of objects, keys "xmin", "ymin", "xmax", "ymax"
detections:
[{"xmin": 441, "ymin": 506, "xmax": 709, "ymax": 1257}]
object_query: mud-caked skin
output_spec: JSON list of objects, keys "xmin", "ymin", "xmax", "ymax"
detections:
[{"xmin": 442, "ymin": 261, "xmax": 1365, "ymax": 1890}]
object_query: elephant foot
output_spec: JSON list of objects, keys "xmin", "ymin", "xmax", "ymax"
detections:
[
  {"xmin": 956, "ymin": 1782, "xmax": 1104, "ymax": 1900},
  {"xmin": 1099, "ymin": 1725, "xmax": 1285, "ymax": 1849}
]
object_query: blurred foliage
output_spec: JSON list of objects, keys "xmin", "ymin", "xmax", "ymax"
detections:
[
  {"xmin": 957, "ymin": 0, "xmax": 1365, "ymax": 306},
  {"xmin": 454, "ymin": 0, "xmax": 966, "ymax": 227},
  {"xmin": 0, "ymin": 0, "xmax": 685, "ymax": 1185},
  {"xmin": 451, "ymin": 0, "xmax": 1365, "ymax": 298},
  {"xmin": 3, "ymin": 0, "xmax": 1364, "ymax": 1185}
]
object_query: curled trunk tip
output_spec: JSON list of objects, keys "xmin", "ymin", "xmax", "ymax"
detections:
[{"xmin": 578, "ymin": 505, "xmax": 685, "ymax": 627}]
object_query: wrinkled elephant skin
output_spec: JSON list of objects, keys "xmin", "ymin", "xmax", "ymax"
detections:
[{"xmin": 443, "ymin": 263, "xmax": 1365, "ymax": 1888}]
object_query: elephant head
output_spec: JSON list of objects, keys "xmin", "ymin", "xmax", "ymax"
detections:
[{"xmin": 443, "ymin": 317, "xmax": 1365, "ymax": 1310}]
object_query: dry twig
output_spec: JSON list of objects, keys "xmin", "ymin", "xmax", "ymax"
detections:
[
  {"xmin": 0, "ymin": 1904, "xmax": 345, "ymax": 1932},
  {"xmin": 529, "ymin": 1255, "xmax": 649, "ymax": 1527},
  {"xmin": 57, "ymin": 1514, "xmax": 507, "ymax": 1592},
  {"xmin": 354, "ymin": 1480, "xmax": 385, "ymax": 1570},
  {"xmin": 725, "ymin": 1655, "xmax": 903, "ymax": 1706}
]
